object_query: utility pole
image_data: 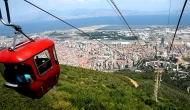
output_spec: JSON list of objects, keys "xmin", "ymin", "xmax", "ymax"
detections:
[
  {"xmin": 154, "ymin": 68, "xmax": 163, "ymax": 102},
  {"xmin": 154, "ymin": 45, "xmax": 157, "ymax": 59}
]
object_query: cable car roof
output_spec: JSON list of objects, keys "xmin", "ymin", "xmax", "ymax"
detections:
[{"xmin": 0, "ymin": 38, "xmax": 54, "ymax": 63}]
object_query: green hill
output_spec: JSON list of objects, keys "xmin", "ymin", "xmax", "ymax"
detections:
[{"xmin": 0, "ymin": 65, "xmax": 190, "ymax": 110}]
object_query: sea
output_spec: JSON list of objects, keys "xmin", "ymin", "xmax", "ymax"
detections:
[{"xmin": 0, "ymin": 15, "xmax": 190, "ymax": 36}]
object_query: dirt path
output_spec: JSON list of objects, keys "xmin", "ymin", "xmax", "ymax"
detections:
[{"xmin": 126, "ymin": 77, "xmax": 139, "ymax": 88}]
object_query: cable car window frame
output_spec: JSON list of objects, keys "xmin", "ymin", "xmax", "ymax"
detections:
[
  {"xmin": 34, "ymin": 49, "xmax": 53, "ymax": 76},
  {"xmin": 53, "ymin": 47, "xmax": 59, "ymax": 65},
  {"xmin": 16, "ymin": 63, "xmax": 36, "ymax": 84},
  {"xmin": 1, "ymin": 63, "xmax": 35, "ymax": 84}
]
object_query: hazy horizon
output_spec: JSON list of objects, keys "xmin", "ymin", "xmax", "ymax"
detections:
[
  {"xmin": 0, "ymin": 0, "xmax": 189, "ymax": 21},
  {"xmin": 0, "ymin": 14, "xmax": 189, "ymax": 36}
]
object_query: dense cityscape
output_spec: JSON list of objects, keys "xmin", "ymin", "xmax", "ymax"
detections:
[
  {"xmin": 1, "ymin": 25, "xmax": 190, "ymax": 92},
  {"xmin": 1, "ymin": 25, "xmax": 190, "ymax": 71}
]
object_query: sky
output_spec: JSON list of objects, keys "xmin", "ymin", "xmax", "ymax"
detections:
[
  {"xmin": 0, "ymin": 0, "xmax": 190, "ymax": 20},
  {"xmin": 0, "ymin": 0, "xmax": 189, "ymax": 17},
  {"xmin": 0, "ymin": 0, "xmax": 189, "ymax": 35}
]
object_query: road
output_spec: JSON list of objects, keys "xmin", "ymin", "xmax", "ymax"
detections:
[{"xmin": 126, "ymin": 77, "xmax": 139, "ymax": 88}]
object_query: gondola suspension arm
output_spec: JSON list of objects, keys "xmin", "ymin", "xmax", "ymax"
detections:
[{"xmin": 0, "ymin": 0, "xmax": 34, "ymax": 45}]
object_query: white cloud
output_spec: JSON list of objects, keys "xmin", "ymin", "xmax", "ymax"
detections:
[
  {"xmin": 58, "ymin": 0, "xmax": 100, "ymax": 3},
  {"xmin": 27, "ymin": 0, "xmax": 101, "ymax": 10},
  {"xmin": 32, "ymin": 0, "xmax": 99, "ymax": 4},
  {"xmin": 150, "ymin": 0, "xmax": 167, "ymax": 2}
]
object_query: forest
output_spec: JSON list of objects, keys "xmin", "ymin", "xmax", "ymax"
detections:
[{"xmin": 0, "ymin": 65, "xmax": 190, "ymax": 110}]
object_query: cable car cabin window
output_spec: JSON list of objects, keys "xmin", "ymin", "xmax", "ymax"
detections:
[
  {"xmin": 53, "ymin": 48, "xmax": 59, "ymax": 65},
  {"xmin": 1, "ymin": 63, "xmax": 35, "ymax": 84},
  {"xmin": 34, "ymin": 50, "xmax": 52, "ymax": 76}
]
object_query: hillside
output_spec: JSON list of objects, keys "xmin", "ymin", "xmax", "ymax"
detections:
[{"xmin": 0, "ymin": 65, "xmax": 190, "ymax": 110}]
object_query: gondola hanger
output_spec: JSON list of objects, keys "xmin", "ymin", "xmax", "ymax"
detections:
[{"xmin": 0, "ymin": 0, "xmax": 60, "ymax": 99}]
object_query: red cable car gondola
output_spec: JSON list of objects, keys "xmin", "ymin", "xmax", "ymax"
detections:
[{"xmin": 0, "ymin": 0, "xmax": 60, "ymax": 99}]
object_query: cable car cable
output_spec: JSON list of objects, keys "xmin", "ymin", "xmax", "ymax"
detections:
[
  {"xmin": 24, "ymin": 0, "xmax": 128, "ymax": 59},
  {"xmin": 108, "ymin": 0, "xmax": 152, "ymax": 65},
  {"xmin": 106, "ymin": 0, "xmax": 126, "ymax": 28},
  {"xmin": 24, "ymin": 0, "xmax": 127, "ymax": 68},
  {"xmin": 107, "ymin": 0, "xmax": 148, "ymax": 45},
  {"xmin": 168, "ymin": 0, "xmax": 188, "ymax": 54},
  {"xmin": 109, "ymin": 0, "xmax": 141, "ymax": 46},
  {"xmin": 0, "ymin": 1, "xmax": 34, "ymax": 42},
  {"xmin": 24, "ymin": 0, "xmax": 90, "ymax": 38},
  {"xmin": 167, "ymin": 0, "xmax": 185, "ymax": 59},
  {"xmin": 165, "ymin": 0, "xmax": 172, "ymax": 64},
  {"xmin": 106, "ymin": 0, "xmax": 148, "ymax": 44},
  {"xmin": 167, "ymin": 0, "xmax": 172, "ymax": 25},
  {"xmin": 108, "ymin": 0, "xmax": 148, "ymax": 55},
  {"xmin": 101, "ymin": 0, "xmax": 141, "ymax": 64},
  {"xmin": 165, "ymin": 0, "xmax": 189, "ymax": 95}
]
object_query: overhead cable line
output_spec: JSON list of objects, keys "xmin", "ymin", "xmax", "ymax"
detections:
[
  {"xmin": 24, "ymin": 0, "xmax": 126, "ymax": 57},
  {"xmin": 104, "ymin": 0, "xmax": 130, "ymax": 62},
  {"xmin": 167, "ymin": 0, "xmax": 172, "ymax": 25},
  {"xmin": 106, "ymin": 0, "xmax": 147, "ymax": 44},
  {"xmin": 106, "ymin": 0, "xmax": 147, "ymax": 63},
  {"xmin": 24, "ymin": 0, "xmax": 90, "ymax": 37},
  {"xmin": 108, "ymin": 0, "xmax": 147, "ymax": 54},
  {"xmin": 168, "ymin": 0, "xmax": 188, "ymax": 54},
  {"xmin": 108, "ymin": 0, "xmax": 152, "ymax": 66},
  {"xmin": 105, "ymin": 0, "xmax": 153, "ymax": 67},
  {"xmin": 106, "ymin": 0, "xmax": 126, "ymax": 28},
  {"xmin": 166, "ymin": 0, "xmax": 185, "ymax": 58}
]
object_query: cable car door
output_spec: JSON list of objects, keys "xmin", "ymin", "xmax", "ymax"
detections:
[
  {"xmin": 47, "ymin": 47, "xmax": 60, "ymax": 88},
  {"xmin": 34, "ymin": 49, "xmax": 54, "ymax": 96}
]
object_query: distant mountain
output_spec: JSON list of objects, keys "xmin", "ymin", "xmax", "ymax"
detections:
[{"xmin": 11, "ymin": 9, "xmax": 190, "ymax": 22}]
